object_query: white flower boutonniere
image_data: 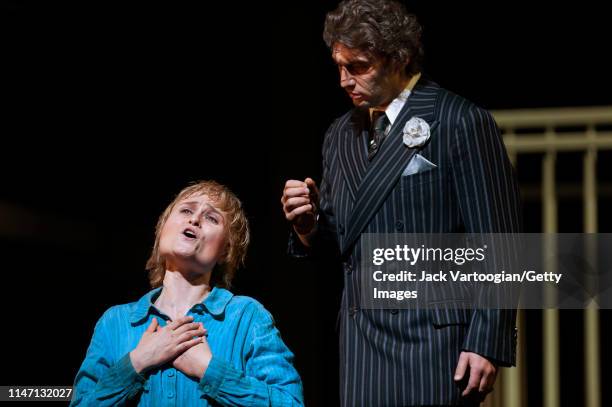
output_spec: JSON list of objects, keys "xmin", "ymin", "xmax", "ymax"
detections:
[{"xmin": 402, "ymin": 117, "xmax": 431, "ymax": 148}]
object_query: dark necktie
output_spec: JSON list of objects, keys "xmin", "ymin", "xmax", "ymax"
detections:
[{"xmin": 368, "ymin": 110, "xmax": 389, "ymax": 161}]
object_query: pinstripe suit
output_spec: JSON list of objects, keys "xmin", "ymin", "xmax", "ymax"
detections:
[{"xmin": 293, "ymin": 77, "xmax": 521, "ymax": 406}]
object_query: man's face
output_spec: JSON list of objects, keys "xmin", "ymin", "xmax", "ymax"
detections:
[{"xmin": 332, "ymin": 42, "xmax": 401, "ymax": 108}]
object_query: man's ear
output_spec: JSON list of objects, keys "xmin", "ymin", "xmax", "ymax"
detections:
[
  {"xmin": 403, "ymin": 57, "xmax": 411, "ymax": 72},
  {"xmin": 390, "ymin": 56, "xmax": 410, "ymax": 76}
]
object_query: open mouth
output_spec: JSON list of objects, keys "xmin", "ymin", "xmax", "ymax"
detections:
[{"xmin": 182, "ymin": 228, "xmax": 197, "ymax": 239}]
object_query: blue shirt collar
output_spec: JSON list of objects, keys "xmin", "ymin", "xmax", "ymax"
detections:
[{"xmin": 130, "ymin": 286, "xmax": 234, "ymax": 324}]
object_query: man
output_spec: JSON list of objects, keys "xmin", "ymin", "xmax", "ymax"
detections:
[{"xmin": 281, "ymin": 0, "xmax": 521, "ymax": 405}]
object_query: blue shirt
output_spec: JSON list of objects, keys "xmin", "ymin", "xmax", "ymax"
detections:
[{"xmin": 71, "ymin": 287, "xmax": 304, "ymax": 406}]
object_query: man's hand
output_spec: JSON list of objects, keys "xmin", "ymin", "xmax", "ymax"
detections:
[
  {"xmin": 281, "ymin": 178, "xmax": 320, "ymax": 242},
  {"xmin": 129, "ymin": 316, "xmax": 206, "ymax": 374},
  {"xmin": 454, "ymin": 351, "xmax": 497, "ymax": 402},
  {"xmin": 172, "ymin": 322, "xmax": 212, "ymax": 380}
]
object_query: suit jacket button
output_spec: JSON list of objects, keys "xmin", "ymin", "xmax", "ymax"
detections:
[
  {"xmin": 348, "ymin": 306, "xmax": 358, "ymax": 316},
  {"xmin": 395, "ymin": 220, "xmax": 404, "ymax": 231},
  {"xmin": 339, "ymin": 223, "xmax": 345, "ymax": 235}
]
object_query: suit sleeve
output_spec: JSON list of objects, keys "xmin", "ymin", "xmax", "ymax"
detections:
[
  {"xmin": 449, "ymin": 106, "xmax": 522, "ymax": 366},
  {"xmin": 287, "ymin": 119, "xmax": 341, "ymax": 259}
]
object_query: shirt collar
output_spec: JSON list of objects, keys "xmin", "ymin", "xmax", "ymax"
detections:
[
  {"xmin": 129, "ymin": 286, "xmax": 234, "ymax": 324},
  {"xmin": 370, "ymin": 72, "xmax": 422, "ymax": 125},
  {"xmin": 201, "ymin": 286, "xmax": 234, "ymax": 316}
]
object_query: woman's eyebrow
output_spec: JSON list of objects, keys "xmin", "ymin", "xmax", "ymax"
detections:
[
  {"xmin": 177, "ymin": 200, "xmax": 223, "ymax": 215},
  {"xmin": 203, "ymin": 204, "xmax": 223, "ymax": 216}
]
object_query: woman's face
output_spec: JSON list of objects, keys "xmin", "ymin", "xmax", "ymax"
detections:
[{"xmin": 159, "ymin": 193, "xmax": 228, "ymax": 274}]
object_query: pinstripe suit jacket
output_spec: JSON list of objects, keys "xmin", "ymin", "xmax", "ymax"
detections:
[{"xmin": 291, "ymin": 77, "xmax": 521, "ymax": 406}]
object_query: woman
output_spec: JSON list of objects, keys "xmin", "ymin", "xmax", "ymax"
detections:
[{"xmin": 71, "ymin": 181, "xmax": 304, "ymax": 406}]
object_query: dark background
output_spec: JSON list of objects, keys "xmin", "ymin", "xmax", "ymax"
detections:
[{"xmin": 1, "ymin": 1, "xmax": 611, "ymax": 406}]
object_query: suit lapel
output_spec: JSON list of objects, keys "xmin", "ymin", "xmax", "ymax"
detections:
[
  {"xmin": 337, "ymin": 109, "xmax": 370, "ymax": 202},
  {"xmin": 342, "ymin": 79, "xmax": 441, "ymax": 254}
]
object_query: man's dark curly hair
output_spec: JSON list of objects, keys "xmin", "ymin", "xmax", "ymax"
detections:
[{"xmin": 323, "ymin": 0, "xmax": 424, "ymax": 75}]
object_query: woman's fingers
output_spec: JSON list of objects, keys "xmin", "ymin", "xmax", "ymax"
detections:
[
  {"xmin": 173, "ymin": 322, "xmax": 201, "ymax": 336},
  {"xmin": 180, "ymin": 336, "xmax": 206, "ymax": 351},
  {"xmin": 165, "ymin": 315, "xmax": 194, "ymax": 330},
  {"xmin": 146, "ymin": 317, "xmax": 158, "ymax": 333},
  {"xmin": 177, "ymin": 327, "xmax": 206, "ymax": 344}
]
